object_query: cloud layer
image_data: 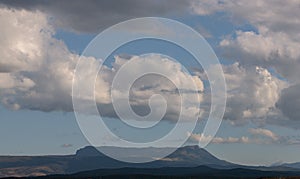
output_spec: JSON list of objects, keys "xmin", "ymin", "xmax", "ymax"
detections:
[
  {"xmin": 192, "ymin": 0, "xmax": 300, "ymax": 125},
  {"xmin": 188, "ymin": 128, "xmax": 300, "ymax": 145},
  {"xmin": 0, "ymin": 7, "xmax": 203, "ymax": 122},
  {"xmin": 1, "ymin": 1, "xmax": 300, "ymax": 129},
  {"xmin": 0, "ymin": 0, "xmax": 192, "ymax": 33}
]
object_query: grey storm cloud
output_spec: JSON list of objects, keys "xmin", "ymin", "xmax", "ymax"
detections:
[
  {"xmin": 276, "ymin": 84, "xmax": 300, "ymax": 121},
  {"xmin": 0, "ymin": 0, "xmax": 192, "ymax": 33}
]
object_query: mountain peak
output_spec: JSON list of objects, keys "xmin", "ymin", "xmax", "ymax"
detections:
[
  {"xmin": 75, "ymin": 146, "xmax": 103, "ymax": 157},
  {"xmin": 75, "ymin": 145, "xmax": 202, "ymax": 157},
  {"xmin": 74, "ymin": 145, "xmax": 233, "ymax": 168}
]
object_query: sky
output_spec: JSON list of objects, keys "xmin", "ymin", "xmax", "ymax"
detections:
[{"xmin": 0, "ymin": 0, "xmax": 300, "ymax": 166}]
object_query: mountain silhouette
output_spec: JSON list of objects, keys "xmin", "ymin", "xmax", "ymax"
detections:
[{"xmin": 0, "ymin": 145, "xmax": 299, "ymax": 178}]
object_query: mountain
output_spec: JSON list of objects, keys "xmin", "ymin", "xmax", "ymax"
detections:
[
  {"xmin": 282, "ymin": 162, "xmax": 300, "ymax": 169},
  {"xmin": 73, "ymin": 145, "xmax": 236, "ymax": 169},
  {"xmin": 0, "ymin": 145, "xmax": 299, "ymax": 178},
  {"xmin": 66, "ymin": 145, "xmax": 237, "ymax": 173},
  {"xmin": 0, "ymin": 145, "xmax": 233, "ymax": 178}
]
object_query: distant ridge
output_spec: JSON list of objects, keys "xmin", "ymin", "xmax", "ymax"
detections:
[
  {"xmin": 0, "ymin": 145, "xmax": 299, "ymax": 178},
  {"xmin": 39, "ymin": 166, "xmax": 300, "ymax": 179}
]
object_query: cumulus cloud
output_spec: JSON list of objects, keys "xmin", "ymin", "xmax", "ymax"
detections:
[
  {"xmin": 0, "ymin": 0, "xmax": 192, "ymax": 33},
  {"xmin": 95, "ymin": 54, "xmax": 204, "ymax": 122},
  {"xmin": 0, "ymin": 8, "xmax": 203, "ymax": 122},
  {"xmin": 192, "ymin": 0, "xmax": 300, "ymax": 125},
  {"xmin": 199, "ymin": 63, "xmax": 286, "ymax": 125},
  {"xmin": 0, "ymin": 8, "xmax": 76, "ymax": 111},
  {"xmin": 0, "ymin": 8, "xmax": 52, "ymax": 73},
  {"xmin": 220, "ymin": 30, "xmax": 300, "ymax": 83},
  {"xmin": 1, "ymin": 1, "xmax": 300, "ymax": 129},
  {"xmin": 197, "ymin": 0, "xmax": 300, "ymax": 83},
  {"xmin": 191, "ymin": 0, "xmax": 300, "ymax": 36}
]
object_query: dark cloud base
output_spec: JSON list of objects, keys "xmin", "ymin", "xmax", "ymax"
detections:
[{"xmin": 0, "ymin": 0, "xmax": 191, "ymax": 33}]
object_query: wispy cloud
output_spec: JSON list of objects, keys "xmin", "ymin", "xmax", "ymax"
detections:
[
  {"xmin": 249, "ymin": 128, "xmax": 279, "ymax": 141},
  {"xmin": 187, "ymin": 132, "xmax": 250, "ymax": 144},
  {"xmin": 188, "ymin": 128, "xmax": 300, "ymax": 145},
  {"xmin": 61, "ymin": 144, "xmax": 73, "ymax": 148}
]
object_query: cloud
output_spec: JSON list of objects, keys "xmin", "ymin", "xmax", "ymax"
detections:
[
  {"xmin": 220, "ymin": 30, "xmax": 300, "ymax": 83},
  {"xmin": 0, "ymin": 8, "xmax": 203, "ymax": 122},
  {"xmin": 92, "ymin": 54, "xmax": 204, "ymax": 122},
  {"xmin": 194, "ymin": 24, "xmax": 212, "ymax": 38},
  {"xmin": 193, "ymin": 0, "xmax": 300, "ymax": 83},
  {"xmin": 188, "ymin": 128, "xmax": 300, "ymax": 145},
  {"xmin": 0, "ymin": 8, "xmax": 53, "ymax": 73},
  {"xmin": 197, "ymin": 0, "xmax": 300, "ymax": 83},
  {"xmin": 248, "ymin": 128, "xmax": 300, "ymax": 145},
  {"xmin": 61, "ymin": 144, "xmax": 73, "ymax": 148},
  {"xmin": 199, "ymin": 63, "xmax": 286, "ymax": 126},
  {"xmin": 192, "ymin": 0, "xmax": 300, "ymax": 124},
  {"xmin": 191, "ymin": 0, "xmax": 300, "ymax": 36},
  {"xmin": 187, "ymin": 132, "xmax": 250, "ymax": 144},
  {"xmin": 249, "ymin": 128, "xmax": 279, "ymax": 141},
  {"xmin": 0, "ymin": 0, "xmax": 192, "ymax": 33},
  {"xmin": 0, "ymin": 8, "xmax": 76, "ymax": 111},
  {"xmin": 1, "ymin": 2, "xmax": 299, "ymax": 129},
  {"xmin": 276, "ymin": 84, "xmax": 300, "ymax": 121}
]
